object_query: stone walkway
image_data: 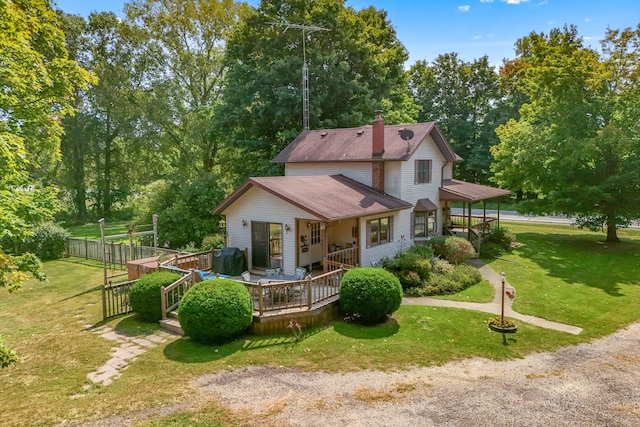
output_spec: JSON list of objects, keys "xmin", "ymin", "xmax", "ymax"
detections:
[
  {"xmin": 86, "ymin": 325, "xmax": 177, "ymax": 386},
  {"xmin": 403, "ymin": 258, "xmax": 583, "ymax": 335}
]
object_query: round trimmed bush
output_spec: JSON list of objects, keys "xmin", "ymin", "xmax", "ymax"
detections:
[
  {"xmin": 129, "ymin": 271, "xmax": 181, "ymax": 322},
  {"xmin": 339, "ymin": 268, "xmax": 403, "ymax": 325},
  {"xmin": 178, "ymin": 278, "xmax": 253, "ymax": 344}
]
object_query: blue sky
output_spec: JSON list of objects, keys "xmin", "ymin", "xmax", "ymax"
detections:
[{"xmin": 54, "ymin": 0, "xmax": 640, "ymax": 66}]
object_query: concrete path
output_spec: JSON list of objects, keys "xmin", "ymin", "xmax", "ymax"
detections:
[{"xmin": 403, "ymin": 258, "xmax": 583, "ymax": 335}]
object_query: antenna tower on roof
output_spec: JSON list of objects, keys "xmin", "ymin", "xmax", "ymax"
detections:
[{"xmin": 266, "ymin": 19, "xmax": 330, "ymax": 131}]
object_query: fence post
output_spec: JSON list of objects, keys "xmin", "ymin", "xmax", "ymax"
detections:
[
  {"xmin": 307, "ymin": 277, "xmax": 312, "ymax": 309},
  {"xmin": 161, "ymin": 285, "xmax": 167, "ymax": 319}
]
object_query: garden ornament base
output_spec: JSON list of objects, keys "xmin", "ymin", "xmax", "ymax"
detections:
[{"xmin": 488, "ymin": 318, "xmax": 518, "ymax": 334}]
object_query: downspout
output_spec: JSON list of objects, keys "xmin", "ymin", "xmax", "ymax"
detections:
[{"xmin": 440, "ymin": 161, "xmax": 450, "ymax": 235}]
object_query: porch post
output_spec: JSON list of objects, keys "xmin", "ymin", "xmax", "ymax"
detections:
[
  {"xmin": 321, "ymin": 222, "xmax": 328, "ymax": 273},
  {"xmin": 467, "ymin": 202, "xmax": 472, "ymax": 242}
]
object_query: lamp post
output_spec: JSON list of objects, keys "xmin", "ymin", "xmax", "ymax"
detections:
[{"xmin": 501, "ymin": 272, "xmax": 506, "ymax": 323}]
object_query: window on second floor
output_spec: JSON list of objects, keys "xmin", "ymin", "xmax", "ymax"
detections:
[{"xmin": 415, "ymin": 159, "xmax": 432, "ymax": 184}]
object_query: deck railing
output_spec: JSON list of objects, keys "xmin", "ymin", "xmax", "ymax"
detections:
[
  {"xmin": 160, "ymin": 271, "xmax": 197, "ymax": 319},
  {"xmin": 102, "ymin": 279, "xmax": 136, "ymax": 318},
  {"xmin": 159, "ymin": 250, "xmax": 215, "ymax": 272},
  {"xmin": 324, "ymin": 247, "xmax": 358, "ymax": 272},
  {"xmin": 450, "ymin": 215, "xmax": 497, "ymax": 233},
  {"xmin": 242, "ymin": 268, "xmax": 346, "ymax": 316}
]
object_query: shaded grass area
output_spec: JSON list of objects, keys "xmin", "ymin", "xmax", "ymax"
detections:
[{"xmin": 487, "ymin": 222, "xmax": 640, "ymax": 339}]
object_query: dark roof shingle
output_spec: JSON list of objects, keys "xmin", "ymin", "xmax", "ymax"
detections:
[
  {"xmin": 272, "ymin": 122, "xmax": 461, "ymax": 164},
  {"xmin": 211, "ymin": 175, "xmax": 412, "ymax": 221}
]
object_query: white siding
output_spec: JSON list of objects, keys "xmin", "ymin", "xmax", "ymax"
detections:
[
  {"xmin": 398, "ymin": 135, "xmax": 448, "ymax": 242},
  {"xmin": 223, "ymin": 186, "xmax": 320, "ymax": 275},
  {"xmin": 384, "ymin": 161, "xmax": 402, "ymax": 199},
  {"xmin": 285, "ymin": 162, "xmax": 372, "ymax": 186},
  {"xmin": 358, "ymin": 211, "xmax": 410, "ymax": 268}
]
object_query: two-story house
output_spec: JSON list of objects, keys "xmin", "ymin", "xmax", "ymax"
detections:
[{"xmin": 211, "ymin": 113, "xmax": 510, "ymax": 276}]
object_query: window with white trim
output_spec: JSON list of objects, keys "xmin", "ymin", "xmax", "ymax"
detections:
[
  {"xmin": 366, "ymin": 216, "xmax": 393, "ymax": 247},
  {"xmin": 413, "ymin": 211, "xmax": 437, "ymax": 238},
  {"xmin": 415, "ymin": 159, "xmax": 432, "ymax": 184}
]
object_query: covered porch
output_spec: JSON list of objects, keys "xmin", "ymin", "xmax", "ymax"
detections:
[{"xmin": 440, "ymin": 179, "xmax": 511, "ymax": 250}]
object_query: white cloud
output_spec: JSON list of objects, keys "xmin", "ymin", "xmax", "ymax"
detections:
[
  {"xmin": 480, "ymin": 0, "xmax": 494, "ymax": 3},
  {"xmin": 502, "ymin": 0, "xmax": 530, "ymax": 4},
  {"xmin": 458, "ymin": 5, "xmax": 471, "ymax": 12}
]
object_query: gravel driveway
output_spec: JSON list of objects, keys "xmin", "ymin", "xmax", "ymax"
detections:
[{"xmin": 195, "ymin": 322, "xmax": 640, "ymax": 426}]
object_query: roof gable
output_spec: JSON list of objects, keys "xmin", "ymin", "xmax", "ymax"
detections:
[
  {"xmin": 272, "ymin": 122, "xmax": 461, "ymax": 164},
  {"xmin": 211, "ymin": 175, "xmax": 412, "ymax": 221}
]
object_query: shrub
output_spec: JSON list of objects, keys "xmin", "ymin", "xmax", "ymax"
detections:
[
  {"xmin": 381, "ymin": 246, "xmax": 432, "ymax": 290},
  {"xmin": 428, "ymin": 236, "xmax": 475, "ymax": 264},
  {"xmin": 481, "ymin": 227, "xmax": 516, "ymax": 259},
  {"xmin": 485, "ymin": 227, "xmax": 516, "ymax": 249},
  {"xmin": 129, "ymin": 271, "xmax": 181, "ymax": 322},
  {"xmin": 201, "ymin": 235, "xmax": 225, "ymax": 250},
  {"xmin": 23, "ymin": 222, "xmax": 70, "ymax": 260},
  {"xmin": 178, "ymin": 278, "xmax": 253, "ymax": 344},
  {"xmin": 418, "ymin": 263, "xmax": 483, "ymax": 296},
  {"xmin": 339, "ymin": 268, "xmax": 403, "ymax": 325}
]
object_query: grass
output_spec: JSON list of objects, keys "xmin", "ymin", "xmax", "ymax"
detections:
[
  {"xmin": 1, "ymin": 222, "xmax": 640, "ymax": 425},
  {"xmin": 433, "ymin": 279, "xmax": 494, "ymax": 303},
  {"xmin": 66, "ymin": 220, "xmax": 131, "ymax": 240},
  {"xmin": 487, "ymin": 222, "xmax": 640, "ymax": 339}
]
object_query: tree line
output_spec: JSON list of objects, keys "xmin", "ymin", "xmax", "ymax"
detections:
[{"xmin": 3, "ymin": 0, "xmax": 640, "ymax": 258}]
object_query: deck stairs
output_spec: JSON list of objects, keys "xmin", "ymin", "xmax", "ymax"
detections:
[{"xmin": 159, "ymin": 311, "xmax": 183, "ymax": 335}]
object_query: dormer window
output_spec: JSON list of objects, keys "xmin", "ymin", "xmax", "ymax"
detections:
[{"xmin": 415, "ymin": 160, "xmax": 432, "ymax": 184}]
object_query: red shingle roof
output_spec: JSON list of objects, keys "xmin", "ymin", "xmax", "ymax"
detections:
[
  {"xmin": 211, "ymin": 175, "xmax": 412, "ymax": 222},
  {"xmin": 440, "ymin": 179, "xmax": 511, "ymax": 202},
  {"xmin": 272, "ymin": 122, "xmax": 461, "ymax": 164}
]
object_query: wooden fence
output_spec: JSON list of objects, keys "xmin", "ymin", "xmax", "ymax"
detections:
[{"xmin": 66, "ymin": 238, "xmax": 180, "ymax": 269}]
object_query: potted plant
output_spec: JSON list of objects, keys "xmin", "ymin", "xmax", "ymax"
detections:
[{"xmin": 488, "ymin": 316, "xmax": 517, "ymax": 333}]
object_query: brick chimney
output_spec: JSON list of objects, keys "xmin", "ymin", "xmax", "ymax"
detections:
[{"xmin": 372, "ymin": 110, "xmax": 385, "ymax": 193}]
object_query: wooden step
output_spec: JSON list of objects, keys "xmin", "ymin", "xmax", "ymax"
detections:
[
  {"xmin": 168, "ymin": 310, "xmax": 179, "ymax": 319},
  {"xmin": 159, "ymin": 317, "xmax": 183, "ymax": 335}
]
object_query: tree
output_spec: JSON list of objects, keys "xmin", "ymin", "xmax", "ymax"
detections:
[
  {"xmin": 491, "ymin": 25, "xmax": 640, "ymax": 242},
  {"xmin": 124, "ymin": 0, "xmax": 246, "ymax": 179},
  {"xmin": 216, "ymin": 0, "xmax": 417, "ymax": 183},
  {"xmin": 408, "ymin": 54, "xmax": 502, "ymax": 183},
  {"xmin": 1, "ymin": 0, "xmax": 92, "ymax": 367}
]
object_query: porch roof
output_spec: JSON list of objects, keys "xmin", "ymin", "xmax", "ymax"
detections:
[
  {"xmin": 439, "ymin": 179, "xmax": 511, "ymax": 202},
  {"xmin": 211, "ymin": 174, "xmax": 412, "ymax": 222}
]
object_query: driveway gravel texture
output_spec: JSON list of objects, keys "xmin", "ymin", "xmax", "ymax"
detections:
[{"xmin": 191, "ymin": 322, "xmax": 640, "ymax": 427}]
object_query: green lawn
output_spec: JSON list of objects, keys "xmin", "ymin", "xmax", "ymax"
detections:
[
  {"xmin": 1, "ymin": 223, "xmax": 640, "ymax": 426},
  {"xmin": 66, "ymin": 220, "xmax": 131, "ymax": 239},
  {"xmin": 487, "ymin": 222, "xmax": 640, "ymax": 339}
]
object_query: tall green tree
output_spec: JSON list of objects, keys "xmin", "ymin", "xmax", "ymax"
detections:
[
  {"xmin": 491, "ymin": 25, "xmax": 640, "ymax": 242},
  {"xmin": 216, "ymin": 0, "xmax": 417, "ymax": 183},
  {"xmin": 1, "ymin": 0, "xmax": 92, "ymax": 367},
  {"xmin": 124, "ymin": 0, "xmax": 246, "ymax": 179},
  {"xmin": 408, "ymin": 54, "xmax": 501, "ymax": 183}
]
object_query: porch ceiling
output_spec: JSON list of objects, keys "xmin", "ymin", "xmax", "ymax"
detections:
[
  {"xmin": 440, "ymin": 179, "xmax": 511, "ymax": 203},
  {"xmin": 211, "ymin": 174, "xmax": 412, "ymax": 222}
]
